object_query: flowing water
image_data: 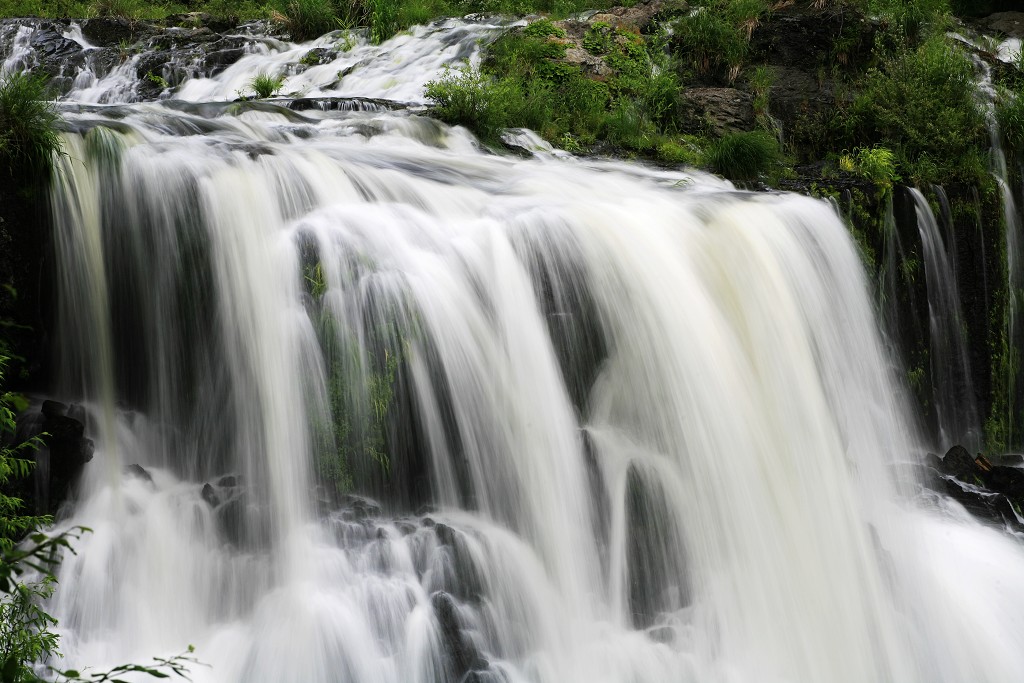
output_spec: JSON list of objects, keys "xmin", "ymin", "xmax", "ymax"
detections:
[
  {"xmin": 908, "ymin": 188, "xmax": 981, "ymax": 451},
  {"xmin": 5, "ymin": 18, "xmax": 1024, "ymax": 683}
]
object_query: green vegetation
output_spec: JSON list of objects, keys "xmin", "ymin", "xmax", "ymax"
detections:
[
  {"xmin": 1, "ymin": 353, "xmax": 200, "ymax": 682},
  {"xmin": 848, "ymin": 33, "xmax": 985, "ymax": 185},
  {"xmin": 247, "ymin": 72, "xmax": 286, "ymax": 98},
  {"xmin": 0, "ymin": 72, "xmax": 63, "ymax": 180},
  {"xmin": 840, "ymin": 146, "xmax": 899, "ymax": 194},
  {"xmin": 426, "ymin": 18, "xmax": 691, "ymax": 163},
  {"xmin": 302, "ymin": 263, "xmax": 403, "ymax": 495},
  {"xmin": 670, "ymin": 1, "xmax": 766, "ymax": 84},
  {"xmin": 707, "ymin": 130, "xmax": 780, "ymax": 182}
]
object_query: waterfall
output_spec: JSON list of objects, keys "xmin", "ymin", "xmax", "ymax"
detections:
[
  {"xmin": 973, "ymin": 52, "xmax": 1024, "ymax": 447},
  {"xmin": 908, "ymin": 188, "xmax": 981, "ymax": 451},
  {"xmin": 5, "ymin": 18, "xmax": 1024, "ymax": 683}
]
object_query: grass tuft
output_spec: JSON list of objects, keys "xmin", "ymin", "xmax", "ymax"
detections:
[{"xmin": 707, "ymin": 130, "xmax": 780, "ymax": 181}]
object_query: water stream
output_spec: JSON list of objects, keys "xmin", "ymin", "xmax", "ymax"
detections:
[{"xmin": 5, "ymin": 18, "xmax": 1024, "ymax": 683}]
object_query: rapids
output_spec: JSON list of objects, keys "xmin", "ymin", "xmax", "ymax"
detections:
[{"xmin": 4, "ymin": 17, "xmax": 1024, "ymax": 683}]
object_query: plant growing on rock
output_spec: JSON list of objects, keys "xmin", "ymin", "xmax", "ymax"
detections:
[{"xmin": 248, "ymin": 72, "xmax": 286, "ymax": 98}]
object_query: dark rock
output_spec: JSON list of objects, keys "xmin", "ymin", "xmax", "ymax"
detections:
[
  {"xmin": 432, "ymin": 523, "xmax": 484, "ymax": 602},
  {"xmin": 298, "ymin": 47, "xmax": 337, "ymax": 67},
  {"xmin": 942, "ymin": 477, "xmax": 998, "ymax": 520},
  {"xmin": 678, "ymin": 87, "xmax": 755, "ymax": 136},
  {"xmin": 977, "ymin": 12, "xmax": 1024, "ymax": 38},
  {"xmin": 988, "ymin": 453, "xmax": 1024, "ymax": 466},
  {"xmin": 41, "ymin": 400, "xmax": 67, "ymax": 418},
  {"xmin": 126, "ymin": 463, "xmax": 154, "ymax": 484},
  {"xmin": 924, "ymin": 452, "xmax": 944, "ymax": 471},
  {"xmin": 201, "ymin": 482, "xmax": 220, "ymax": 507},
  {"xmin": 985, "ymin": 465, "xmax": 1024, "ymax": 499},
  {"xmin": 29, "ymin": 28, "xmax": 82, "ymax": 61},
  {"xmin": 340, "ymin": 494, "xmax": 382, "ymax": 520},
  {"xmin": 217, "ymin": 474, "xmax": 239, "ymax": 487},
  {"xmin": 750, "ymin": 5, "xmax": 874, "ymax": 72},
  {"xmin": 67, "ymin": 403, "xmax": 87, "ymax": 424},
  {"xmin": 431, "ymin": 591, "xmax": 488, "ymax": 680},
  {"xmin": 993, "ymin": 496, "xmax": 1024, "ymax": 532},
  {"xmin": 81, "ymin": 18, "xmax": 137, "ymax": 46},
  {"xmin": 40, "ymin": 413, "xmax": 92, "ymax": 512},
  {"xmin": 940, "ymin": 445, "xmax": 977, "ymax": 478}
]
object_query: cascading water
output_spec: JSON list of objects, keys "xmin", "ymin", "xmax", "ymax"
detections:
[
  {"xmin": 907, "ymin": 188, "xmax": 981, "ymax": 451},
  {"xmin": 7, "ymin": 18, "xmax": 1024, "ymax": 683},
  {"xmin": 972, "ymin": 51, "xmax": 1024, "ymax": 446}
]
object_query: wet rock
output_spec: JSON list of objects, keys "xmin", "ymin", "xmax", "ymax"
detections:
[
  {"xmin": 431, "ymin": 591, "xmax": 488, "ymax": 680},
  {"xmin": 432, "ymin": 523, "xmax": 485, "ymax": 602},
  {"xmin": 678, "ymin": 87, "xmax": 755, "ymax": 135},
  {"xmin": 339, "ymin": 494, "xmax": 382, "ymax": 520},
  {"xmin": 40, "ymin": 412, "xmax": 93, "ymax": 513},
  {"xmin": 81, "ymin": 17, "xmax": 137, "ymax": 46},
  {"xmin": 298, "ymin": 47, "xmax": 337, "ymax": 67},
  {"xmin": 215, "ymin": 494, "xmax": 269, "ymax": 548},
  {"xmin": 126, "ymin": 463, "xmax": 154, "ymax": 484},
  {"xmin": 977, "ymin": 12, "xmax": 1024, "ymax": 38},
  {"xmin": 41, "ymin": 400, "xmax": 68, "ymax": 418},
  {"xmin": 986, "ymin": 465, "xmax": 1024, "ymax": 499},
  {"xmin": 29, "ymin": 27, "xmax": 82, "ymax": 61},
  {"xmin": 217, "ymin": 474, "xmax": 239, "ymax": 487},
  {"xmin": 940, "ymin": 444, "xmax": 977, "ymax": 478},
  {"xmin": 201, "ymin": 482, "xmax": 220, "ymax": 507}
]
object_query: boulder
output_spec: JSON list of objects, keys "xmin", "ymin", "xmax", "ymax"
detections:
[
  {"xmin": 201, "ymin": 482, "xmax": 220, "ymax": 507},
  {"xmin": 940, "ymin": 444, "xmax": 977, "ymax": 478},
  {"xmin": 431, "ymin": 591, "xmax": 488, "ymax": 680},
  {"xmin": 678, "ymin": 87, "xmax": 755, "ymax": 135},
  {"xmin": 126, "ymin": 463, "xmax": 154, "ymax": 484}
]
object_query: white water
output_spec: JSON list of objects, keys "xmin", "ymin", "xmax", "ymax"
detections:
[
  {"xmin": 4, "ymin": 17, "xmax": 1024, "ymax": 683},
  {"xmin": 908, "ymin": 188, "xmax": 981, "ymax": 451}
]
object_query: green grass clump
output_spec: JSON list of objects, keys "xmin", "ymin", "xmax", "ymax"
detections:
[
  {"xmin": 707, "ymin": 130, "xmax": 780, "ymax": 181},
  {"xmin": 666, "ymin": 0, "xmax": 770, "ymax": 84},
  {"xmin": 0, "ymin": 72, "xmax": 63, "ymax": 180},
  {"xmin": 248, "ymin": 72, "xmax": 286, "ymax": 98}
]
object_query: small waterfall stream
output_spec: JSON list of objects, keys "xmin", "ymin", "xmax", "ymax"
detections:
[
  {"xmin": 5, "ymin": 17, "xmax": 1024, "ymax": 683},
  {"xmin": 908, "ymin": 188, "xmax": 981, "ymax": 451}
]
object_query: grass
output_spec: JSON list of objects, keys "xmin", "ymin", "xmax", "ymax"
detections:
[
  {"xmin": 706, "ymin": 130, "xmax": 780, "ymax": 181},
  {"xmin": 0, "ymin": 72, "xmax": 63, "ymax": 180},
  {"xmin": 670, "ymin": 0, "xmax": 768, "ymax": 84},
  {"xmin": 248, "ymin": 72, "xmax": 286, "ymax": 98}
]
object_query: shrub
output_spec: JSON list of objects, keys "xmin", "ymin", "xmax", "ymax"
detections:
[
  {"xmin": 851, "ymin": 33, "xmax": 985, "ymax": 184},
  {"xmin": 248, "ymin": 72, "xmax": 286, "ymax": 98},
  {"xmin": 0, "ymin": 72, "xmax": 63, "ymax": 180},
  {"xmin": 707, "ymin": 130, "xmax": 780, "ymax": 180},
  {"xmin": 424, "ymin": 66, "xmax": 509, "ymax": 143}
]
